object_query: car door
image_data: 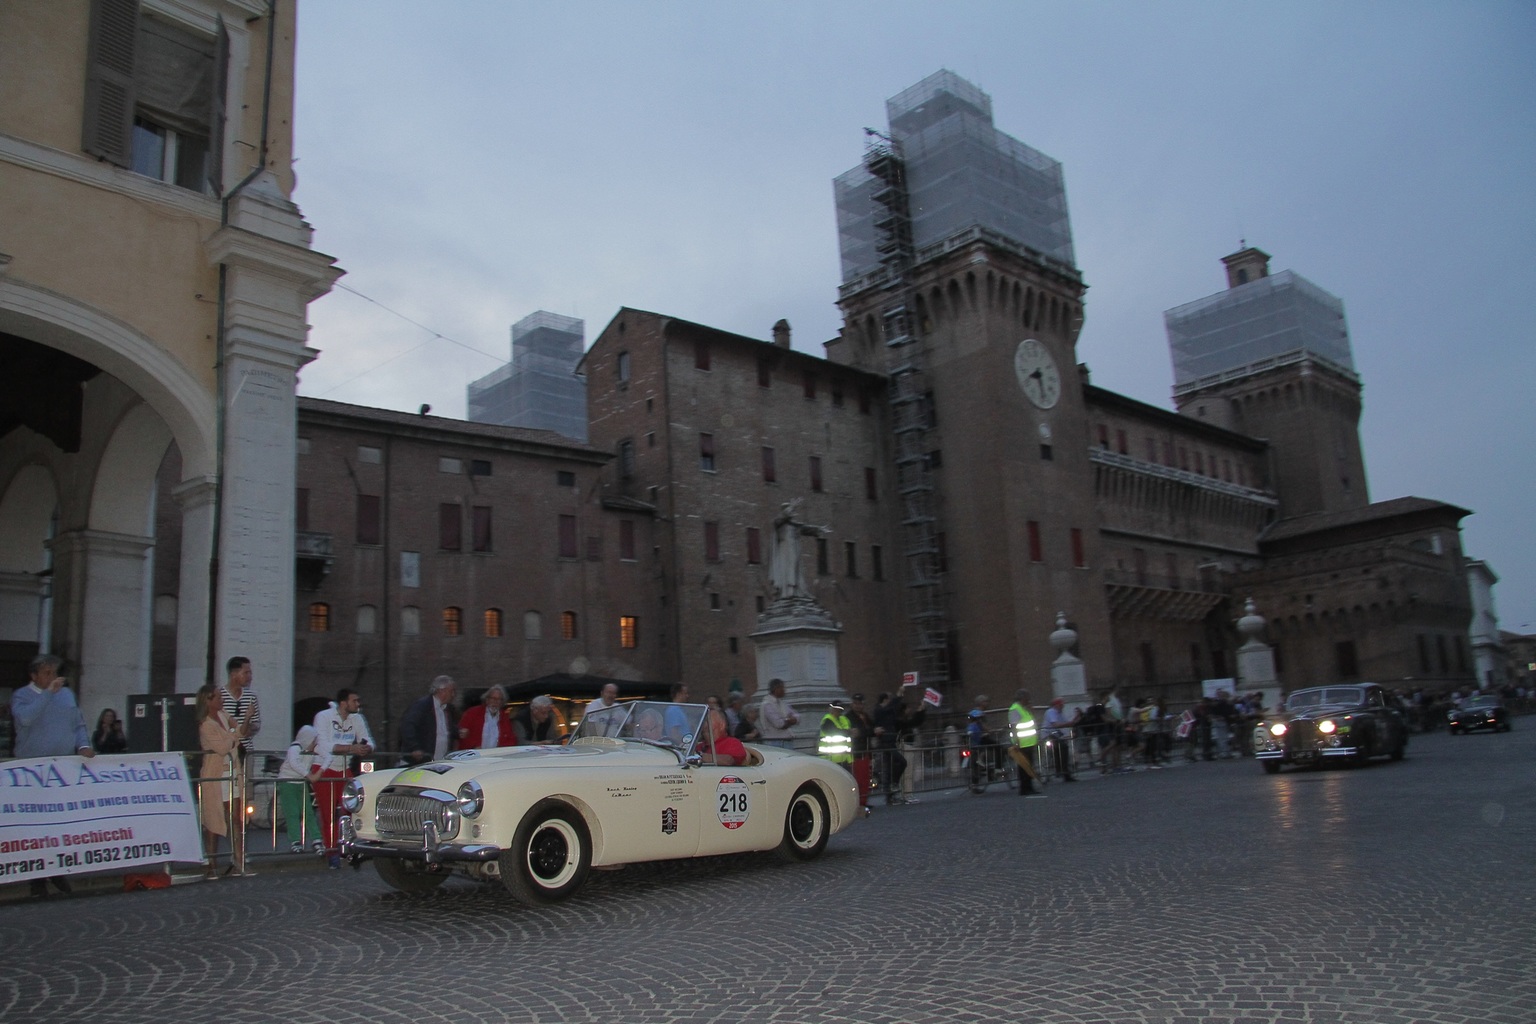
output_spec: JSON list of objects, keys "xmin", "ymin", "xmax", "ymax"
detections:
[
  {"xmin": 690, "ymin": 761, "xmax": 776, "ymax": 855},
  {"xmin": 591, "ymin": 754, "xmax": 702, "ymax": 864}
]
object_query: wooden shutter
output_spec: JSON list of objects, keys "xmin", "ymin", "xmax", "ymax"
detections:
[
  {"xmin": 472, "ymin": 506, "xmax": 492, "ymax": 552},
  {"xmin": 439, "ymin": 503, "xmax": 462, "ymax": 551},
  {"xmin": 356, "ymin": 495, "xmax": 381, "ymax": 545},
  {"xmin": 82, "ymin": 0, "xmax": 140, "ymax": 166}
]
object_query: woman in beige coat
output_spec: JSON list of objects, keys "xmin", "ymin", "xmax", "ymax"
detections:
[{"xmin": 196, "ymin": 684, "xmax": 241, "ymax": 878}]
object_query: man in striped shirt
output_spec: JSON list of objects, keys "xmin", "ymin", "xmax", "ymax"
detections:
[{"xmin": 220, "ymin": 656, "xmax": 262, "ymax": 758}]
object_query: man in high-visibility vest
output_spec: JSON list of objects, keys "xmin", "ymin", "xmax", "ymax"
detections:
[
  {"xmin": 1009, "ymin": 688, "xmax": 1043, "ymax": 796},
  {"xmin": 818, "ymin": 702, "xmax": 853, "ymax": 771}
]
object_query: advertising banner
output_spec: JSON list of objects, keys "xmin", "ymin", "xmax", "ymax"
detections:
[{"xmin": 0, "ymin": 753, "xmax": 203, "ymax": 883}]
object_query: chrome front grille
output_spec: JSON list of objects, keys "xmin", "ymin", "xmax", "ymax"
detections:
[
  {"xmin": 375, "ymin": 787, "xmax": 460, "ymax": 841},
  {"xmin": 1286, "ymin": 720, "xmax": 1316, "ymax": 751}
]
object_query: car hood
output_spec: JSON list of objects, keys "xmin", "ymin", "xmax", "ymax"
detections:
[
  {"xmin": 368, "ymin": 739, "xmax": 682, "ymax": 790},
  {"xmin": 1283, "ymin": 704, "xmax": 1362, "ymax": 722}
]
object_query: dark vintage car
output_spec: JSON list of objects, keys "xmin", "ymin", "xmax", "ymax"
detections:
[
  {"xmin": 1447, "ymin": 695, "xmax": 1512, "ymax": 734},
  {"xmin": 1252, "ymin": 683, "xmax": 1408, "ymax": 773}
]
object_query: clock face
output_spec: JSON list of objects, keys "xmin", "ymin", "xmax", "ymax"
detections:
[{"xmin": 1014, "ymin": 338, "xmax": 1061, "ymax": 409}]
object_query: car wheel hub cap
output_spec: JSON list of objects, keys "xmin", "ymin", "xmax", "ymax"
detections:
[
  {"xmin": 790, "ymin": 798, "xmax": 817, "ymax": 845},
  {"xmin": 528, "ymin": 822, "xmax": 576, "ymax": 885}
]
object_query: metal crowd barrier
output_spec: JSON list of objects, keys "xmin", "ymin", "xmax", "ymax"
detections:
[{"xmin": 182, "ymin": 748, "xmax": 408, "ymax": 859}]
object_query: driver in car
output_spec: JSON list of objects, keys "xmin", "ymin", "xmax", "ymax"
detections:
[{"xmin": 633, "ymin": 708, "xmax": 665, "ymax": 742}]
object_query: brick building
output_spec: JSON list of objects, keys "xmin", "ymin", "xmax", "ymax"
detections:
[
  {"xmin": 286, "ymin": 399, "xmax": 666, "ymax": 742},
  {"xmin": 270, "ymin": 72, "xmax": 1477, "ymax": 718},
  {"xmin": 580, "ymin": 312, "xmax": 903, "ymax": 698}
]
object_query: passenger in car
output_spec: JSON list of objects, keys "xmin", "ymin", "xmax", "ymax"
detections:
[{"xmin": 696, "ymin": 709, "xmax": 747, "ymax": 766}]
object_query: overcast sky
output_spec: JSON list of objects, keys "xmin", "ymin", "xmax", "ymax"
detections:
[{"xmin": 291, "ymin": 1, "xmax": 1536, "ymax": 636}]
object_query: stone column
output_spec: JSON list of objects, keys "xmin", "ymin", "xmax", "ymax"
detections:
[
  {"xmin": 207, "ymin": 171, "xmax": 340, "ymax": 746},
  {"xmin": 50, "ymin": 529, "xmax": 154, "ymax": 725},
  {"xmin": 0, "ymin": 570, "xmax": 46, "ymax": 650},
  {"xmin": 172, "ymin": 475, "xmax": 216, "ymax": 693}
]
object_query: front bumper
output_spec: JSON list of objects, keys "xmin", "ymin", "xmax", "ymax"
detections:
[
  {"xmin": 1255, "ymin": 745, "xmax": 1360, "ymax": 764},
  {"xmin": 338, "ymin": 814, "xmax": 502, "ymax": 863}
]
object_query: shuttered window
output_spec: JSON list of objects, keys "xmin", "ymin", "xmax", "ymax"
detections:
[
  {"xmin": 439, "ymin": 504, "xmax": 461, "ymax": 551},
  {"xmin": 82, "ymin": 0, "xmax": 226, "ymax": 193}
]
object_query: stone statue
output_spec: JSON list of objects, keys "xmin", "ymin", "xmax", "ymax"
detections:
[{"xmin": 770, "ymin": 499, "xmax": 830, "ymax": 601}]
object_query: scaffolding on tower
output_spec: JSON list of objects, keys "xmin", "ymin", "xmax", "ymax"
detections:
[{"xmin": 864, "ymin": 132, "xmax": 954, "ymax": 691}]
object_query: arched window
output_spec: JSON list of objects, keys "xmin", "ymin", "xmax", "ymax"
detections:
[
  {"xmin": 356, "ymin": 605, "xmax": 377, "ymax": 634},
  {"xmin": 443, "ymin": 606, "xmax": 462, "ymax": 637},
  {"xmin": 484, "ymin": 608, "xmax": 503, "ymax": 638},
  {"xmin": 308, "ymin": 602, "xmax": 330, "ymax": 632},
  {"xmin": 401, "ymin": 606, "xmax": 421, "ymax": 636},
  {"xmin": 524, "ymin": 610, "xmax": 543, "ymax": 640},
  {"xmin": 560, "ymin": 611, "xmax": 578, "ymax": 640}
]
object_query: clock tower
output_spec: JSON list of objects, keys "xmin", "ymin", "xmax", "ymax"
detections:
[{"xmin": 827, "ymin": 71, "xmax": 1114, "ymax": 703}]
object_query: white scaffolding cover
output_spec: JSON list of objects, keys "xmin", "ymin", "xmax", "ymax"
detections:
[
  {"xmin": 467, "ymin": 311, "xmax": 587, "ymax": 442},
  {"xmin": 1164, "ymin": 271, "xmax": 1354, "ymax": 389},
  {"xmin": 835, "ymin": 70, "xmax": 1074, "ymax": 284}
]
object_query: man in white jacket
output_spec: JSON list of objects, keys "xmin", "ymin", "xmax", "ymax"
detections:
[
  {"xmin": 758, "ymin": 678, "xmax": 800, "ymax": 749},
  {"xmin": 311, "ymin": 690, "xmax": 374, "ymax": 867}
]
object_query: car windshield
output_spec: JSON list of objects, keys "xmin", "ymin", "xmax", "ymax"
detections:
[
  {"xmin": 570, "ymin": 700, "xmax": 708, "ymax": 752},
  {"xmin": 1287, "ymin": 687, "xmax": 1364, "ymax": 712},
  {"xmin": 1465, "ymin": 696, "xmax": 1499, "ymax": 709}
]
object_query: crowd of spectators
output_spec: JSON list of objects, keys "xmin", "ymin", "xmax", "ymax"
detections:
[{"xmin": 11, "ymin": 663, "xmax": 1536, "ymax": 897}]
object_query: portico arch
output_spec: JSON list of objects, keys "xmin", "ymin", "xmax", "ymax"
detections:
[
  {"xmin": 0, "ymin": 280, "xmax": 214, "ymax": 478},
  {"xmin": 0, "ymin": 280, "xmax": 216, "ymax": 718}
]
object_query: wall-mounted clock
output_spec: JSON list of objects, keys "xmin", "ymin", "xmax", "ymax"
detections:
[{"xmin": 1014, "ymin": 338, "xmax": 1060, "ymax": 409}]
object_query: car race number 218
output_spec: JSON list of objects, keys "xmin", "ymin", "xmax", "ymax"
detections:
[{"xmin": 716, "ymin": 776, "xmax": 750, "ymax": 829}]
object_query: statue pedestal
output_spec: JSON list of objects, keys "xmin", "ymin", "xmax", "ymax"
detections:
[
  {"xmin": 1048, "ymin": 612, "xmax": 1089, "ymax": 711},
  {"xmin": 1050, "ymin": 656, "xmax": 1087, "ymax": 704},
  {"xmin": 1237, "ymin": 646, "xmax": 1278, "ymax": 710},
  {"xmin": 751, "ymin": 599, "xmax": 845, "ymax": 740},
  {"xmin": 1235, "ymin": 598, "xmax": 1281, "ymax": 709}
]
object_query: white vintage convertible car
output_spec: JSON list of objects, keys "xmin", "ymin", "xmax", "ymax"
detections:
[{"xmin": 338, "ymin": 700, "xmax": 858, "ymax": 904}]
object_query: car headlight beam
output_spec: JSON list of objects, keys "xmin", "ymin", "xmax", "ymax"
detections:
[
  {"xmin": 1318, "ymin": 720, "xmax": 1336, "ymax": 734},
  {"xmin": 1269, "ymin": 722, "xmax": 1287, "ymax": 737},
  {"xmin": 455, "ymin": 779, "xmax": 485, "ymax": 819}
]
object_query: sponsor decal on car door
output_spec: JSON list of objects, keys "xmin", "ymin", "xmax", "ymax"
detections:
[{"xmin": 694, "ymin": 767, "xmax": 773, "ymax": 854}]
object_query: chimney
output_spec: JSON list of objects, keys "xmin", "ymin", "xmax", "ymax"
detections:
[{"xmin": 772, "ymin": 319, "xmax": 791, "ymax": 349}]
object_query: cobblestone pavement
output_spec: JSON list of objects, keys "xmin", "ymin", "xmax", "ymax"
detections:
[{"xmin": 3, "ymin": 727, "xmax": 1532, "ymax": 1024}]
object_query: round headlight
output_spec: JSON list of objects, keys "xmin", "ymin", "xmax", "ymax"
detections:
[
  {"xmin": 340, "ymin": 778, "xmax": 364, "ymax": 813},
  {"xmin": 1269, "ymin": 722, "xmax": 1287, "ymax": 737},
  {"xmin": 1318, "ymin": 719, "xmax": 1336, "ymax": 734},
  {"xmin": 455, "ymin": 779, "xmax": 485, "ymax": 818}
]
